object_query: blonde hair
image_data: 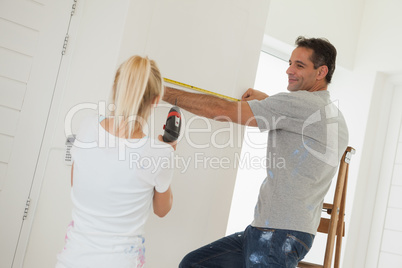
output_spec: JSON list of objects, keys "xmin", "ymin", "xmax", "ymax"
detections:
[{"xmin": 110, "ymin": 55, "xmax": 163, "ymax": 138}]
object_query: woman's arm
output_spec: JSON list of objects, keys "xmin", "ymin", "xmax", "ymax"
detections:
[{"xmin": 153, "ymin": 186, "xmax": 173, "ymax": 217}]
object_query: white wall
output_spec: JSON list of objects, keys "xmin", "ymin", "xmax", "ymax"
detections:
[
  {"xmin": 344, "ymin": 0, "xmax": 402, "ymax": 266},
  {"xmin": 264, "ymin": 0, "xmax": 402, "ymax": 266},
  {"xmin": 265, "ymin": 0, "xmax": 365, "ymax": 70},
  {"xmin": 118, "ymin": 1, "xmax": 270, "ymax": 266},
  {"xmin": 22, "ymin": 1, "xmax": 270, "ymax": 267},
  {"xmin": 371, "ymin": 85, "xmax": 402, "ymax": 267}
]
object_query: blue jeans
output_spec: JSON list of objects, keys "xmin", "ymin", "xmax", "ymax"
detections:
[{"xmin": 179, "ymin": 225, "xmax": 314, "ymax": 268}]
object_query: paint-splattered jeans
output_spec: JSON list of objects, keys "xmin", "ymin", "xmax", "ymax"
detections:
[{"xmin": 179, "ymin": 225, "xmax": 314, "ymax": 268}]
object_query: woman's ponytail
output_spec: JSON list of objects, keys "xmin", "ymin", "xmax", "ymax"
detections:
[{"xmin": 110, "ymin": 56, "xmax": 162, "ymax": 138}]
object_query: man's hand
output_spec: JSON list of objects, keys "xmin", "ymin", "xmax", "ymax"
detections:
[
  {"xmin": 158, "ymin": 135, "xmax": 177, "ymax": 151},
  {"xmin": 241, "ymin": 88, "xmax": 269, "ymax": 101}
]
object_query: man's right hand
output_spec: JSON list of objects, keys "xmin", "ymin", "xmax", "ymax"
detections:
[{"xmin": 241, "ymin": 88, "xmax": 269, "ymax": 101}]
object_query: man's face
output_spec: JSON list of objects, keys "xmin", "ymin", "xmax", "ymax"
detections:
[{"xmin": 286, "ymin": 47, "xmax": 320, "ymax": 92}]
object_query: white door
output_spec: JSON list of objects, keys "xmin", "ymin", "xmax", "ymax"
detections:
[{"xmin": 0, "ymin": 0, "xmax": 73, "ymax": 267}]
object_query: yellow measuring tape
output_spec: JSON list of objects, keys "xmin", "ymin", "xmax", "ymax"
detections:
[{"xmin": 163, "ymin": 77, "xmax": 240, "ymax": 102}]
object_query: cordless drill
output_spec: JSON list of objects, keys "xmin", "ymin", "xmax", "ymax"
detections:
[{"xmin": 162, "ymin": 101, "xmax": 182, "ymax": 142}]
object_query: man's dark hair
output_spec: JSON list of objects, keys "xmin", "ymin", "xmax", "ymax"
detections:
[{"xmin": 295, "ymin": 36, "xmax": 337, "ymax": 84}]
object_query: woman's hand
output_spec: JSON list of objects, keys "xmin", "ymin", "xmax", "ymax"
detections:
[{"xmin": 158, "ymin": 135, "xmax": 178, "ymax": 151}]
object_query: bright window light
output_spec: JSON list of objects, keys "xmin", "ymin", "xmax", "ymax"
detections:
[{"xmin": 226, "ymin": 51, "xmax": 289, "ymax": 235}]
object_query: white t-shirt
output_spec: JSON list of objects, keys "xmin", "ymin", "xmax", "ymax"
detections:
[{"xmin": 57, "ymin": 115, "xmax": 174, "ymax": 268}]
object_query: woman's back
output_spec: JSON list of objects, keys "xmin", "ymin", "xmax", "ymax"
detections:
[{"xmin": 57, "ymin": 115, "xmax": 173, "ymax": 268}]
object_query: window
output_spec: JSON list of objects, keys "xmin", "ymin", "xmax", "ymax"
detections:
[{"xmin": 226, "ymin": 51, "xmax": 289, "ymax": 235}]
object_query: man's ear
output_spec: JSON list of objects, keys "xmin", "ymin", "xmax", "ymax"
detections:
[{"xmin": 317, "ymin": 65, "xmax": 329, "ymax": 81}]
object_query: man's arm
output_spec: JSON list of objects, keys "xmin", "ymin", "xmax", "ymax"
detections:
[{"xmin": 163, "ymin": 86, "xmax": 258, "ymax": 127}]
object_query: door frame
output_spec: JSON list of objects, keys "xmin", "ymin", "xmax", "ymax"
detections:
[{"xmin": 364, "ymin": 74, "xmax": 402, "ymax": 267}]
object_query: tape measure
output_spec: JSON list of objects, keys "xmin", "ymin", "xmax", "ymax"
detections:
[{"xmin": 163, "ymin": 78, "xmax": 240, "ymax": 102}]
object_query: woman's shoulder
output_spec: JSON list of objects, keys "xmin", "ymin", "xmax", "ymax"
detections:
[{"xmin": 139, "ymin": 137, "xmax": 174, "ymax": 156}]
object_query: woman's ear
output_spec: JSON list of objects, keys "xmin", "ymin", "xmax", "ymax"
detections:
[{"xmin": 152, "ymin": 96, "xmax": 161, "ymax": 107}]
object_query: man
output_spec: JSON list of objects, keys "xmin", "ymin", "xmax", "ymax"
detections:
[{"xmin": 163, "ymin": 36, "xmax": 349, "ymax": 268}]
